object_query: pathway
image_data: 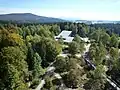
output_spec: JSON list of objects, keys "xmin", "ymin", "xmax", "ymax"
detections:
[{"xmin": 83, "ymin": 43, "xmax": 120, "ymax": 90}]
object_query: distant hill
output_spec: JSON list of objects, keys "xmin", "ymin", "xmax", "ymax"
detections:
[
  {"xmin": 75, "ymin": 20, "xmax": 120, "ymax": 24},
  {"xmin": 0, "ymin": 13, "xmax": 66, "ymax": 23}
]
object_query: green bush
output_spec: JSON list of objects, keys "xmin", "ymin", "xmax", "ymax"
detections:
[{"xmin": 30, "ymin": 79, "xmax": 40, "ymax": 89}]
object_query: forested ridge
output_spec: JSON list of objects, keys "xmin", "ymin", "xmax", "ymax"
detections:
[
  {"xmin": 0, "ymin": 13, "xmax": 66, "ymax": 23},
  {"xmin": 0, "ymin": 21, "xmax": 120, "ymax": 90}
]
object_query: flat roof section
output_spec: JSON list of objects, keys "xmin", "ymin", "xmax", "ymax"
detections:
[
  {"xmin": 57, "ymin": 31, "xmax": 72, "ymax": 38},
  {"xmin": 55, "ymin": 30, "xmax": 74, "ymax": 43}
]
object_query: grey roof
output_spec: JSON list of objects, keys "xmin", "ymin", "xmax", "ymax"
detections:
[
  {"xmin": 57, "ymin": 31, "xmax": 72, "ymax": 38},
  {"xmin": 55, "ymin": 30, "xmax": 74, "ymax": 43}
]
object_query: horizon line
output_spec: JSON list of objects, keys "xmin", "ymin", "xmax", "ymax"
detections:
[{"xmin": 0, "ymin": 12, "xmax": 120, "ymax": 21}]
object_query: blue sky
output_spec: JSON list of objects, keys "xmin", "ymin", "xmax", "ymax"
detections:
[{"xmin": 0, "ymin": 0, "xmax": 120, "ymax": 20}]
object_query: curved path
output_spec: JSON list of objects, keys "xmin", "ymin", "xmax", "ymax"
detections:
[{"xmin": 83, "ymin": 43, "xmax": 120, "ymax": 90}]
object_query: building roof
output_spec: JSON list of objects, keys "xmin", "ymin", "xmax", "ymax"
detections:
[
  {"xmin": 55, "ymin": 30, "xmax": 74, "ymax": 43},
  {"xmin": 57, "ymin": 31, "xmax": 72, "ymax": 38},
  {"xmin": 63, "ymin": 37, "xmax": 74, "ymax": 43}
]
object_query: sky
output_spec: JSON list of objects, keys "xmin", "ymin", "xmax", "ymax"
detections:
[{"xmin": 0, "ymin": 0, "xmax": 120, "ymax": 20}]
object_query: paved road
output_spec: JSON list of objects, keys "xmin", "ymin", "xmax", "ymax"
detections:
[
  {"xmin": 35, "ymin": 62, "xmax": 56, "ymax": 90},
  {"xmin": 35, "ymin": 43, "xmax": 120, "ymax": 90},
  {"xmin": 35, "ymin": 80, "xmax": 45, "ymax": 90},
  {"xmin": 83, "ymin": 43, "xmax": 120, "ymax": 90},
  {"xmin": 35, "ymin": 63, "xmax": 66, "ymax": 90}
]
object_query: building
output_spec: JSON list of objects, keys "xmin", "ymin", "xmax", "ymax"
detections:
[{"xmin": 55, "ymin": 30, "xmax": 74, "ymax": 43}]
